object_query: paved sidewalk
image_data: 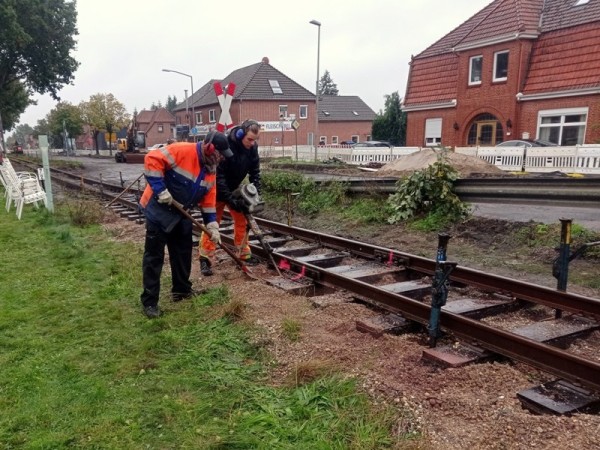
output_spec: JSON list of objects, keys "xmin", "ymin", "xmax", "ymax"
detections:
[{"xmin": 470, "ymin": 202, "xmax": 600, "ymax": 231}]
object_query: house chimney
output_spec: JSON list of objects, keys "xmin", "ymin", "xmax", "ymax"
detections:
[{"xmin": 262, "ymin": 57, "xmax": 270, "ymax": 64}]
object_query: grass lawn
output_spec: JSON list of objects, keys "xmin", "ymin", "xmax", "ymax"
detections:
[{"xmin": 0, "ymin": 200, "xmax": 410, "ymax": 449}]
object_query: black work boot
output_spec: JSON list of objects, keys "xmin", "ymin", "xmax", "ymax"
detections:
[
  {"xmin": 143, "ymin": 305, "xmax": 162, "ymax": 319},
  {"xmin": 172, "ymin": 288, "xmax": 208, "ymax": 302},
  {"xmin": 200, "ymin": 258, "xmax": 213, "ymax": 276}
]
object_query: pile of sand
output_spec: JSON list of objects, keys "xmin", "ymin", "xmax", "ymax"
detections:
[{"xmin": 378, "ymin": 148, "xmax": 505, "ymax": 178}]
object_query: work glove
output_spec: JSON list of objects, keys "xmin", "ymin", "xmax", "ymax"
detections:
[
  {"xmin": 157, "ymin": 189, "xmax": 173, "ymax": 205},
  {"xmin": 206, "ymin": 221, "xmax": 221, "ymax": 244},
  {"xmin": 229, "ymin": 197, "xmax": 249, "ymax": 214}
]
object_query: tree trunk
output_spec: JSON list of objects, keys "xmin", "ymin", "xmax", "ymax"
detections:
[{"xmin": 93, "ymin": 129, "xmax": 100, "ymax": 155}]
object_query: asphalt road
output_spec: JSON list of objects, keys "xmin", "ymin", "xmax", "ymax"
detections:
[{"xmin": 56, "ymin": 156, "xmax": 600, "ymax": 231}]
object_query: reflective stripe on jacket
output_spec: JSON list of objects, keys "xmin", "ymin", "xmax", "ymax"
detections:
[{"xmin": 139, "ymin": 142, "xmax": 216, "ymax": 232}]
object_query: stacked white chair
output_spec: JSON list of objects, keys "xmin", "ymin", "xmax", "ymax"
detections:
[{"xmin": 0, "ymin": 157, "xmax": 47, "ymax": 219}]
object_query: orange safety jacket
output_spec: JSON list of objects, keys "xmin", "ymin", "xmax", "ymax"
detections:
[{"xmin": 140, "ymin": 142, "xmax": 216, "ymax": 232}]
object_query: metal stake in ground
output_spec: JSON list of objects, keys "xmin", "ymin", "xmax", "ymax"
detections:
[
  {"xmin": 245, "ymin": 212, "xmax": 283, "ymax": 277},
  {"xmin": 428, "ymin": 233, "xmax": 457, "ymax": 348}
]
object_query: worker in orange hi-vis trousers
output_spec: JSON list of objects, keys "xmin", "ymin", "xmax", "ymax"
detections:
[{"xmin": 199, "ymin": 120, "xmax": 261, "ymax": 276}]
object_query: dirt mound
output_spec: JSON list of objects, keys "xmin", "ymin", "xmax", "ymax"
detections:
[{"xmin": 378, "ymin": 148, "xmax": 505, "ymax": 177}]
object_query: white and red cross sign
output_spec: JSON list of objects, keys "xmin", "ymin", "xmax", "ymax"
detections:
[{"xmin": 213, "ymin": 82, "xmax": 236, "ymax": 132}]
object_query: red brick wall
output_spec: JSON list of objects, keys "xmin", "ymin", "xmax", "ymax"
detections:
[
  {"xmin": 407, "ymin": 41, "xmax": 535, "ymax": 147},
  {"xmin": 174, "ymin": 100, "xmax": 373, "ymax": 145},
  {"xmin": 318, "ymin": 121, "xmax": 373, "ymax": 144},
  {"xmin": 519, "ymin": 96, "xmax": 600, "ymax": 143}
]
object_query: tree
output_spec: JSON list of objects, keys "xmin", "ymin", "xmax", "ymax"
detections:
[
  {"xmin": 10, "ymin": 123, "xmax": 34, "ymax": 148},
  {"xmin": 45, "ymin": 102, "xmax": 84, "ymax": 152},
  {"xmin": 318, "ymin": 70, "xmax": 339, "ymax": 96},
  {"xmin": 79, "ymin": 94, "xmax": 130, "ymax": 155},
  {"xmin": 372, "ymin": 91, "xmax": 406, "ymax": 146},
  {"xmin": 0, "ymin": 0, "xmax": 79, "ymax": 147},
  {"xmin": 166, "ymin": 96, "xmax": 178, "ymax": 113},
  {"xmin": 0, "ymin": 80, "xmax": 31, "ymax": 131},
  {"xmin": 34, "ymin": 117, "xmax": 62, "ymax": 149}
]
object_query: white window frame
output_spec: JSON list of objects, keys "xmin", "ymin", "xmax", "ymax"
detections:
[
  {"xmin": 537, "ymin": 107, "xmax": 588, "ymax": 146},
  {"xmin": 493, "ymin": 50, "xmax": 509, "ymax": 82},
  {"xmin": 157, "ymin": 124, "xmax": 164, "ymax": 133},
  {"xmin": 469, "ymin": 55, "xmax": 483, "ymax": 85},
  {"xmin": 279, "ymin": 105, "xmax": 288, "ymax": 118},
  {"xmin": 351, "ymin": 135, "xmax": 359, "ymax": 143},
  {"xmin": 196, "ymin": 111, "xmax": 202, "ymax": 125},
  {"xmin": 332, "ymin": 136, "xmax": 338, "ymax": 144},
  {"xmin": 425, "ymin": 118, "xmax": 442, "ymax": 147},
  {"xmin": 209, "ymin": 109, "xmax": 216, "ymax": 123},
  {"xmin": 319, "ymin": 136, "xmax": 326, "ymax": 144},
  {"xmin": 299, "ymin": 105, "xmax": 308, "ymax": 119}
]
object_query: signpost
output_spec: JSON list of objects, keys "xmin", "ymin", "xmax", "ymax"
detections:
[
  {"xmin": 291, "ymin": 119, "xmax": 300, "ymax": 160},
  {"xmin": 214, "ymin": 82, "xmax": 236, "ymax": 132}
]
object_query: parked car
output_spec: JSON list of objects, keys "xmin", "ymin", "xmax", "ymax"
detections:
[
  {"xmin": 340, "ymin": 140, "xmax": 357, "ymax": 146},
  {"xmin": 495, "ymin": 139, "xmax": 557, "ymax": 148},
  {"xmin": 352, "ymin": 141, "xmax": 392, "ymax": 148}
]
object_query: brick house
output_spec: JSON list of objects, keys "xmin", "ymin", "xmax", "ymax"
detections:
[
  {"xmin": 134, "ymin": 107, "xmax": 176, "ymax": 147},
  {"xmin": 402, "ymin": 0, "xmax": 600, "ymax": 148},
  {"xmin": 172, "ymin": 57, "xmax": 375, "ymax": 145},
  {"xmin": 317, "ymin": 96, "xmax": 376, "ymax": 144}
]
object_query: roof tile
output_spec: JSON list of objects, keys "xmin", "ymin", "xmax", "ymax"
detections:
[
  {"xmin": 523, "ymin": 22, "xmax": 600, "ymax": 93},
  {"xmin": 403, "ymin": 54, "xmax": 458, "ymax": 106},
  {"xmin": 177, "ymin": 60, "xmax": 315, "ymax": 111},
  {"xmin": 318, "ymin": 96, "xmax": 376, "ymax": 121}
]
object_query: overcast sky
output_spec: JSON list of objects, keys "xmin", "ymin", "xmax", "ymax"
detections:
[{"xmin": 18, "ymin": 0, "xmax": 492, "ymax": 127}]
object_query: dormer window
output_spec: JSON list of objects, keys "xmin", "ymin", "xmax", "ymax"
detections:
[
  {"xmin": 469, "ymin": 55, "xmax": 483, "ymax": 85},
  {"xmin": 323, "ymin": 111, "xmax": 330, "ymax": 116},
  {"xmin": 493, "ymin": 51, "xmax": 509, "ymax": 82},
  {"xmin": 575, "ymin": 0, "xmax": 590, "ymax": 5},
  {"xmin": 352, "ymin": 111, "xmax": 359, "ymax": 116}
]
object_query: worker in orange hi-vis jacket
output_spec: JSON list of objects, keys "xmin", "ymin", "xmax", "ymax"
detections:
[
  {"xmin": 139, "ymin": 131, "xmax": 232, "ymax": 319},
  {"xmin": 199, "ymin": 120, "xmax": 262, "ymax": 276}
]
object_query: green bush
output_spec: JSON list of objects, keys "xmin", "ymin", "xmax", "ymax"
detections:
[
  {"xmin": 386, "ymin": 150, "xmax": 470, "ymax": 229},
  {"xmin": 262, "ymin": 172, "xmax": 348, "ymax": 215}
]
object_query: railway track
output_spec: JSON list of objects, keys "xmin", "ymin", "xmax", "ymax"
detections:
[{"xmin": 14, "ymin": 158, "xmax": 600, "ymax": 414}]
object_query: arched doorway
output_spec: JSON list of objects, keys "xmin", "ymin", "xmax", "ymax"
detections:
[{"xmin": 467, "ymin": 113, "xmax": 504, "ymax": 146}]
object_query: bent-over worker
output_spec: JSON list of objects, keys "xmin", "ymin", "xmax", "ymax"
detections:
[{"xmin": 139, "ymin": 131, "xmax": 232, "ymax": 318}]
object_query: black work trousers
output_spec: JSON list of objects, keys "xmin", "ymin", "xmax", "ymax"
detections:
[{"xmin": 140, "ymin": 218, "xmax": 193, "ymax": 308}]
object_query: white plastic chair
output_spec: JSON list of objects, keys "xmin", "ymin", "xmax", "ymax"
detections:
[
  {"xmin": 15, "ymin": 174, "xmax": 47, "ymax": 219},
  {"xmin": 0, "ymin": 158, "xmax": 47, "ymax": 218}
]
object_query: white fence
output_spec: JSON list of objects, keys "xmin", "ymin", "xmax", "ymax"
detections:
[
  {"xmin": 455, "ymin": 144, "xmax": 600, "ymax": 174},
  {"xmin": 260, "ymin": 144, "xmax": 600, "ymax": 174},
  {"xmin": 258, "ymin": 144, "xmax": 420, "ymax": 165},
  {"xmin": 11, "ymin": 142, "xmax": 600, "ymax": 174}
]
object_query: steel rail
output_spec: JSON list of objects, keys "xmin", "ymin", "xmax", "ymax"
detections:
[
  {"xmin": 310, "ymin": 174, "xmax": 600, "ymax": 205},
  {"xmin": 280, "ymin": 260, "xmax": 600, "ymax": 392},
  {"xmin": 254, "ymin": 218, "xmax": 600, "ymax": 317}
]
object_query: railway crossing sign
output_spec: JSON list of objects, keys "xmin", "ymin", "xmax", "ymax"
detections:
[{"xmin": 214, "ymin": 82, "xmax": 236, "ymax": 132}]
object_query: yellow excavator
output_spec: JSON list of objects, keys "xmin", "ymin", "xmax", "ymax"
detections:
[{"xmin": 115, "ymin": 116, "xmax": 146, "ymax": 163}]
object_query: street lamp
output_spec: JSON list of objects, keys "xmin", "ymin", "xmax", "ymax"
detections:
[
  {"xmin": 162, "ymin": 68, "xmax": 195, "ymax": 140},
  {"xmin": 309, "ymin": 19, "xmax": 321, "ymax": 161}
]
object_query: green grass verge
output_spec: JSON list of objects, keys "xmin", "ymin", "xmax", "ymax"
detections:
[{"xmin": 0, "ymin": 201, "xmax": 411, "ymax": 449}]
